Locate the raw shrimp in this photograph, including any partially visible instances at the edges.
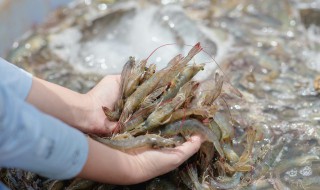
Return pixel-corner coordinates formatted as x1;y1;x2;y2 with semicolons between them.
102;57;135;121
140;86;167;108
92;134;178;150
122;104;156;131
168;105;217;123
162;64;204;101
129;81;198;135
194;72;224;107
157;42;203;87
119;43;203;123
123;59;147;98
161;119;224;158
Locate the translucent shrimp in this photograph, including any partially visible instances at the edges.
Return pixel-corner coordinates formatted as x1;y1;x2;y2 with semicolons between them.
161;119;224;158
124;59;147;98
103;57;135;121
161;64;204;101
92;134;178;150
168;105;217;123
129;81;198;135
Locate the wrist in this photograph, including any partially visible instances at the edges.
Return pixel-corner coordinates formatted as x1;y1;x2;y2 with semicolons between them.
73;93;96;133
78;138;138;185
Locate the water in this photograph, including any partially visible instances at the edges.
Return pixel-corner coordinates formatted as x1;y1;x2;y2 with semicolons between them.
2;0;320;189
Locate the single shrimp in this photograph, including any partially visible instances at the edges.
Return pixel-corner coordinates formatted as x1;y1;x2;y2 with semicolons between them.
123;104;156;131
195;72;224;107
140;86;167;108
179;42;203;67
157;42;202;87
168;105;217;123
214;112;235;142
124;59;147;98
235;128;256;166
121;56;136;97
102;105;121;121
141;63;156;83
102;57;135;121
223;143;240;164
162;64;205;101
230;128;256;173
92;134;178;150
206;119;222;142
161;119;224;158
155;54;185;89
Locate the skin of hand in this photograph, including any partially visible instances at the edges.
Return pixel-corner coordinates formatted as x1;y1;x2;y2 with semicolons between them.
78;135;204;185
26;75;121;134
85;75;121;134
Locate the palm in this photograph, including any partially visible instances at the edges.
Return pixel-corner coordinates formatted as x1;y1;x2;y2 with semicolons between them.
87;75;121;134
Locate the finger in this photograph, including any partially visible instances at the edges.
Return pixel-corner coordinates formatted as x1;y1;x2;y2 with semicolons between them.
103;119;118;134
173;134;203;159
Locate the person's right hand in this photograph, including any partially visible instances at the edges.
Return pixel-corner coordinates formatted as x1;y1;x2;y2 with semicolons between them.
78;134;204;185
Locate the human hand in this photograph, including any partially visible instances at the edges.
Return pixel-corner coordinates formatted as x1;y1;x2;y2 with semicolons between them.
85;75;121;134
78;134;204;185
123;134;204;184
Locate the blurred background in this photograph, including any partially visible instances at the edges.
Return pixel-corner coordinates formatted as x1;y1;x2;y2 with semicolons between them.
0;0;72;56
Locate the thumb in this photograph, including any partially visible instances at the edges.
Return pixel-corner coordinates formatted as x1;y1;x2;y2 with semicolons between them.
173;134;203;160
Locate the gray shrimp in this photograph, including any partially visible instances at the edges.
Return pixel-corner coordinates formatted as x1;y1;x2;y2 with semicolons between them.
92;134;179;150
161;119;224;158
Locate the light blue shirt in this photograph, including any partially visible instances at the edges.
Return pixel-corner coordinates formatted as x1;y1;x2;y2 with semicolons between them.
0;58;88;188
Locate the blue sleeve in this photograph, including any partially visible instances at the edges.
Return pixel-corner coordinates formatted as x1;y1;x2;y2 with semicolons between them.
0;182;9;190
0;57;33;100
0;59;89;180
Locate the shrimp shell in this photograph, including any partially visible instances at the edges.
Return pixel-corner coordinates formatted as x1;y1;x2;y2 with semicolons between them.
129;81;198;135
161;119;224;158
92;134;178;150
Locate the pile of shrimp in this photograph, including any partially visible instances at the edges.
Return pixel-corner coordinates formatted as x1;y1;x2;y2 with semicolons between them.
79;42;258;190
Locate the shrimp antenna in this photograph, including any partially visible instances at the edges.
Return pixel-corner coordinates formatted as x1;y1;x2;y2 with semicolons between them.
146;43;177;61
220;95;234;125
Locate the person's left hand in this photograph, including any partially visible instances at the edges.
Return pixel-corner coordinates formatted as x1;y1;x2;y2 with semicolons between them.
84;75;121;134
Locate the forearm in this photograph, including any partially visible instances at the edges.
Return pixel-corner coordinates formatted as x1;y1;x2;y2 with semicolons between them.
0;87;88;179
78;138;135;185
78;138;168;185
26;77;92;132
